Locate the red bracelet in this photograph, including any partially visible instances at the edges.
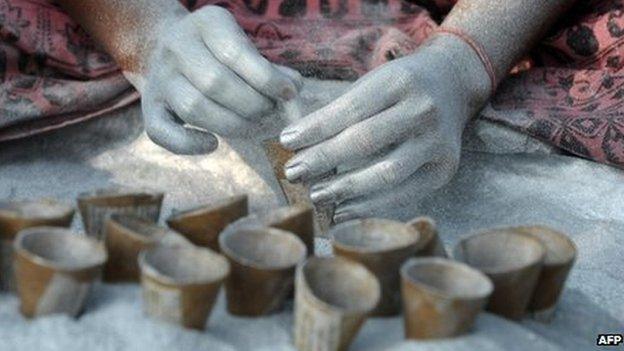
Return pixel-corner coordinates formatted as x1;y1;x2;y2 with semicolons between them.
434;27;497;95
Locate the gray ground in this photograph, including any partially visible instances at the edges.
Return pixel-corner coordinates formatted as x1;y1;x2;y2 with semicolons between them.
0;80;622;351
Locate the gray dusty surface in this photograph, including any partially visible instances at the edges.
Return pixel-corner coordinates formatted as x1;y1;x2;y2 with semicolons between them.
0;80;622;351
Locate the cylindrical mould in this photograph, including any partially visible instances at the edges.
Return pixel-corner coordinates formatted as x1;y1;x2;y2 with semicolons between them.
407;216;447;257
453;229;546;320
13;227;107;318
139;245;229;330
401;257;493;339
0;199;74;291
514;226;577;321
104;214;192;282
294;256;380;351
166;194;248;251
219;227;307;316
77;188;163;240
330;218;420;316
260;204;315;256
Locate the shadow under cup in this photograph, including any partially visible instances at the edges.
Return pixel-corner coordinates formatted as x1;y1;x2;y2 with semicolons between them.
401;257;493;339
453;230;546;320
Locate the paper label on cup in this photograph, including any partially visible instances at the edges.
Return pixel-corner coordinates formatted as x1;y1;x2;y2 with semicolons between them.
295;288;342;351
37;273;89;317
143;279;182;324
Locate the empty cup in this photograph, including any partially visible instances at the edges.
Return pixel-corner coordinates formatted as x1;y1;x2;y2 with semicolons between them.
0;199;74;291
13;227;107;318
453;229;546;320
219;227;307;316
294;256;380;351
166;194;248;251
260;204;315;256
401;257;493;339
514;226;577;321
104;214;192;282
330;218;420;316
139;245;229;329
78;188;163;240
408;216;447;257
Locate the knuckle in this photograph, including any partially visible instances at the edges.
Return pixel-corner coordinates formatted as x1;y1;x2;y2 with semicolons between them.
376;160;402;186
217;44;243;65
197;5;233;21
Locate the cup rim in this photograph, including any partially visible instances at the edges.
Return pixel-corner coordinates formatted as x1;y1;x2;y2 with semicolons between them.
400;257;493;300
108;214;175;244
298;256;381;314
219;227;307;270
13;226;107;271
138;245;230;286
453;228;546;275
166;194;247;222
77;187;164;204
330;218;420;254
0;199;74;221
511;225;577;266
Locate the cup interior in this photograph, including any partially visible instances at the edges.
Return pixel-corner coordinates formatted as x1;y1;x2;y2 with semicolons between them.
0;200;72;220
331;219;419;253
15;227;106;270
111;215;176;241
514;226;576;265
302;257;380;312
401;258;492;300
454;230;545;273
141;246;229;284
219;228;306;269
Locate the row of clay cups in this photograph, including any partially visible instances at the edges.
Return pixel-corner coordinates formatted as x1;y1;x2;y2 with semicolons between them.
453;226;577;321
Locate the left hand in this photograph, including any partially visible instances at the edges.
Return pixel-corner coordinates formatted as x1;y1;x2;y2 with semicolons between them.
279;36;491;222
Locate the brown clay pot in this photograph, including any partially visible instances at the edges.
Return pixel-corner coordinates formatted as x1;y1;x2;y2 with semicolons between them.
453;229;546;320
401;257;493;339
407;216;447;257
330;218;420;316
13;227;107;318
77;188;164;240
139;245;229;330
103;214;192;282
514;225;577;321
294;256;380;351
219;227;307;316
0;199;74;291
166;194;248;251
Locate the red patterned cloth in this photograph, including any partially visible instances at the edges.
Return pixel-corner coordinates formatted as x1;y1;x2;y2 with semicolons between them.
1;0;624;168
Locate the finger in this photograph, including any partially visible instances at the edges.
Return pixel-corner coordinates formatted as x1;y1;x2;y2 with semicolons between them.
283;102;423;181
274;64;304;91
142;98;218;155
195;7;297;101
279;75;400;150
332;162;452;223
309;139;433;204
174;43;272;119
166;76;253;137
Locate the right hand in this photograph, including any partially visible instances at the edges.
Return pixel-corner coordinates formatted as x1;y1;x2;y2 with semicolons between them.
141;6;302;154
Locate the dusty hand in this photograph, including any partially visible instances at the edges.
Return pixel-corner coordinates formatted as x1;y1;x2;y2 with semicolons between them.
280;36;490;222
141;6;302;154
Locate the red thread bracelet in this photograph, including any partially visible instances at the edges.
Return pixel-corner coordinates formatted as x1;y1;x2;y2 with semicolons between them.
435;27;497;95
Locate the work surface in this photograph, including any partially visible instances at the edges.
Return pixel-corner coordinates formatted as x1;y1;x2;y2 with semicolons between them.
0;80;622;351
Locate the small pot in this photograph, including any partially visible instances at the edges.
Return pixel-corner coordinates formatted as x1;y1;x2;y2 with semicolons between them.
219;227;307;316
166;194;248;251
13;227;107;318
294;256;380;351
139;245;229;330
0;199;74;291
330;218;420;316
77;188;163;240
104;214;192;282
401;257;493;339
407;216;447;257
514;226;577;321
453;229;546;320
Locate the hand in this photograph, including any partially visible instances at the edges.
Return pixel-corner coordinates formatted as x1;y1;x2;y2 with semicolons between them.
140;6;302;154
279;36;491;222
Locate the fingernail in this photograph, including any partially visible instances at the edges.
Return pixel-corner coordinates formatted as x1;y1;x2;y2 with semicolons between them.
285;162;306;181
310;188;333;203
280;129;300;147
281;86;296;101
333;211;355;223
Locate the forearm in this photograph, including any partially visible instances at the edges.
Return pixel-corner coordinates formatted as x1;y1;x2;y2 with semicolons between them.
441;0;576;87
57;0;187;84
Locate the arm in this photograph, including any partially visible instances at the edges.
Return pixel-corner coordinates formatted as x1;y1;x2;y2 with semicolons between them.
57;1;301;154
280;0;576;222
